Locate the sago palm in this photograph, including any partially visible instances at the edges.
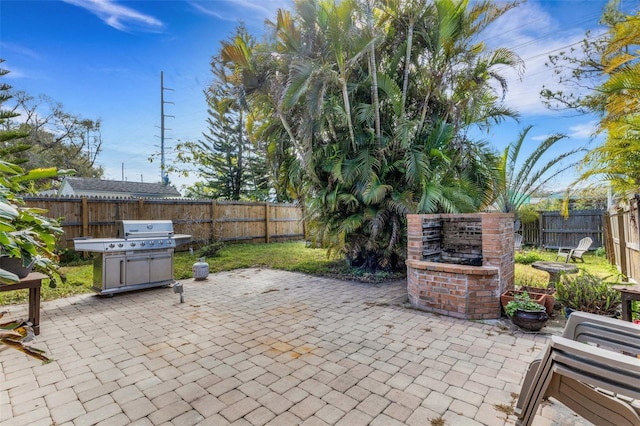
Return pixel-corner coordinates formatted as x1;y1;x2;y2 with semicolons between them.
494;125;583;215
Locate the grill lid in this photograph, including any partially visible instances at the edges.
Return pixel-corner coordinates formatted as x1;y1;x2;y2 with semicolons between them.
118;220;174;239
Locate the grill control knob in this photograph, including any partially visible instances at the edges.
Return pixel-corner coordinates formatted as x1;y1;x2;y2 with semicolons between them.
118;243;123;248
140;242;146;247
109;243;115;248
149;241;155;246
130;242;136;247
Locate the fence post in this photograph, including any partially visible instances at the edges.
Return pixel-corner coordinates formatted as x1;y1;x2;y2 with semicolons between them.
602;212;614;265
617;207;628;279
82;196;89;237
265;202;270;243
538;212;544;249
210;200;217;242
299;202;307;241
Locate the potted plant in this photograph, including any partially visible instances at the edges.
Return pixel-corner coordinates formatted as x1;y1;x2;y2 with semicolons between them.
517;285;556;315
556;270;621;317
501;288;553;315
0;159;73;285
504;291;549;331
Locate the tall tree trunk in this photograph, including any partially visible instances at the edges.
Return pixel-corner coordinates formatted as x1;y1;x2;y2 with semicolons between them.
401;22;414;113
235;110;243;200
366;0;381;145
340;78;356;150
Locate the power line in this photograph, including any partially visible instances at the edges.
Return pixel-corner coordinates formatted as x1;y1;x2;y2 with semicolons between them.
485;12;602;52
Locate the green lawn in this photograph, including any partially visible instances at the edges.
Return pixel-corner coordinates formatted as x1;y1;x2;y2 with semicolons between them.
514;248;622;288
0;241;625;306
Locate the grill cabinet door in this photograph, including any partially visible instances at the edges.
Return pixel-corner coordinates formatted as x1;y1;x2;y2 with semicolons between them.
125;255;151;286
103;255;125;290
150;251;173;283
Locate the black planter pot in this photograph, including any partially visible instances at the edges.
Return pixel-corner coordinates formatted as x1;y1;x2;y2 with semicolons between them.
511;308;549;331
0;256;34;278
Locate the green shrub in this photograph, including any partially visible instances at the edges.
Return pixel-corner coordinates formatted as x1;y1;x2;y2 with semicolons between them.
515;250;543;265
556;270;621;316
198;240;224;257
518;205;539;224
57;248;92;266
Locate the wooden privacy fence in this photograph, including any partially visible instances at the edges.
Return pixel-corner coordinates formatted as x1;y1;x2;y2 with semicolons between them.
23;196;305;250
606;196;640;282
520;209;604;249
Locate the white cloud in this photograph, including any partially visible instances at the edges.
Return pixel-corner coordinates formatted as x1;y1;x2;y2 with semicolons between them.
63;0;164;32
525;121;598;142
0;42;41;60
188;0;293;22
485;1;603;117
568;121;598;139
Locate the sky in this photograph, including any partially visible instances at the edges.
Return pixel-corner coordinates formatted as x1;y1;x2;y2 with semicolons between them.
0;0;637;194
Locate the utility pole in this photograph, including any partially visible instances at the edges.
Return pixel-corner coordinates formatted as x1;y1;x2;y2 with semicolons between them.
160;71;174;185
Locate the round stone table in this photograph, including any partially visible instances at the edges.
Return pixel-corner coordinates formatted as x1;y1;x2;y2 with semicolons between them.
531;261;579;289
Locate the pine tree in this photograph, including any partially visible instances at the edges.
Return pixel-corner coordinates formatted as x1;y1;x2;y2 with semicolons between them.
0;60;30;163
181;27;269;200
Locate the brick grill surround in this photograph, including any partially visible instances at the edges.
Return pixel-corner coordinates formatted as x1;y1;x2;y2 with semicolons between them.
406;213;515;320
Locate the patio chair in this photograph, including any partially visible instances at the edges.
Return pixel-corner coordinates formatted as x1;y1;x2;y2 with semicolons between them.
514;233;523;251
562;311;640;355
517;312;640;412
556;237;592;263
515;312;640;426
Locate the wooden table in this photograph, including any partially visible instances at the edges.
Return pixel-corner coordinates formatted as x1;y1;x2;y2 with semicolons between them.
618;287;640;322
0;272;47;335
531;261;579;289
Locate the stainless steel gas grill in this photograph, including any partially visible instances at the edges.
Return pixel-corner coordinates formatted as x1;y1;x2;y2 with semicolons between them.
74;220;191;296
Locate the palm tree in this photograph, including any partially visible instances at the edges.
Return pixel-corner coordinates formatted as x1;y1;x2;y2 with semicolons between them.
223;0;524;270
493;126;583;216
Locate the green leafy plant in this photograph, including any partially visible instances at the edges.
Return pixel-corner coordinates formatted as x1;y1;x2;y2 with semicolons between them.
518;205;539;225
0;159;73;284
556;270;621;316
0;66;74;285
504;292;546;317
515;250;543;265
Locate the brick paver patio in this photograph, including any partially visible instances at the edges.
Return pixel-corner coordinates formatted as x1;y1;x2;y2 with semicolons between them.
1;269;589;425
